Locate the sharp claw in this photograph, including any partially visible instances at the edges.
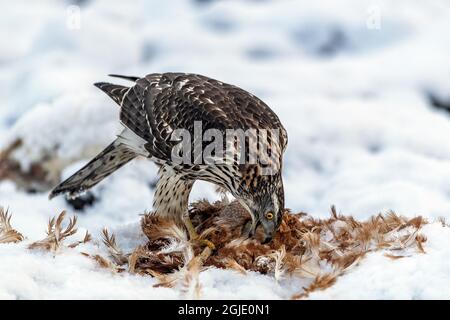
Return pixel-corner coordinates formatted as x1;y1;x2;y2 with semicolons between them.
241;220;253;239
248;220;260;239
183;213;216;250
191;238;216;250
200;239;216;250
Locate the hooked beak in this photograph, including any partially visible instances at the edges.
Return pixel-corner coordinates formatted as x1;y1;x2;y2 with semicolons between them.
261;226;274;244
248;219;260;238
261;236;272;244
247;219;274;244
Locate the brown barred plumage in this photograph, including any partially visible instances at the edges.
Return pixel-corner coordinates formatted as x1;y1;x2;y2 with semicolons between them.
50;73;288;243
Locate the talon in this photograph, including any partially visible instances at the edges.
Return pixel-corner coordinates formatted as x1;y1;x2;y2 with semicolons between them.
182;213;215;250
199;239;216;250
242;220;253;239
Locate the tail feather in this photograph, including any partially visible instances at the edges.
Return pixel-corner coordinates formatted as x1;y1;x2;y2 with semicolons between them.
49;140;136;199
108;74;140;82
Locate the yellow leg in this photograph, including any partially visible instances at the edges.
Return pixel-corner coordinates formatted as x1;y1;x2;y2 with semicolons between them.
183;214;216;250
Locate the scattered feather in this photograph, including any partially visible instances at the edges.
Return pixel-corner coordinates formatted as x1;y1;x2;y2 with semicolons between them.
101;228;129;265
5;198;429;298
131;199;428;297
68;230;92;248
0;207;24;244
28;211;78;252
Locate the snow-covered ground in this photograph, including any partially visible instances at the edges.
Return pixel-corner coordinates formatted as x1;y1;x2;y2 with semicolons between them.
1;0;450;299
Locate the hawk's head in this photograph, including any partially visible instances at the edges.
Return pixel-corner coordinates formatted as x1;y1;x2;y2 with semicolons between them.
237;167;285;244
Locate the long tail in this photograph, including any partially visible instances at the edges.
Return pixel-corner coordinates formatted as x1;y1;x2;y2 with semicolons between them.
49;139;136;199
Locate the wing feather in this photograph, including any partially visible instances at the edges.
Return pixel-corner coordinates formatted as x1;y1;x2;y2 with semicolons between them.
94;82;129;106
118;73;288;163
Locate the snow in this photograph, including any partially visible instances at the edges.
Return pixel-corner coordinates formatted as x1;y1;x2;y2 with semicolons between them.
309;223;450;300
1;0;450;299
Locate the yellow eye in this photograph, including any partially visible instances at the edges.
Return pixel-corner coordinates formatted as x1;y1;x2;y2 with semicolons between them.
265;212;274;220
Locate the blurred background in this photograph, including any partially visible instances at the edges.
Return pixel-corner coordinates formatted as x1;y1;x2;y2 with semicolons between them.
1;0;450;237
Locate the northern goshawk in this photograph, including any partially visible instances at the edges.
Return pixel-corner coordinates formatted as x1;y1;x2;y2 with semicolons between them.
50;73;288;246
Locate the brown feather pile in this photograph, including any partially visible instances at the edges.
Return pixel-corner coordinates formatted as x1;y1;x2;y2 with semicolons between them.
0;200;428;298
28;211;91;252
129;199;427;298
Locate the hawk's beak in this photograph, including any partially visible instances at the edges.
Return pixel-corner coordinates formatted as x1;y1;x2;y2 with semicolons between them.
261;235;272;244
249;219;260;238
261;221;275;244
242;219;273;244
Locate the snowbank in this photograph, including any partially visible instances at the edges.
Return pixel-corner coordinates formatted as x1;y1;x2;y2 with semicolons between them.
1;0;450;299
